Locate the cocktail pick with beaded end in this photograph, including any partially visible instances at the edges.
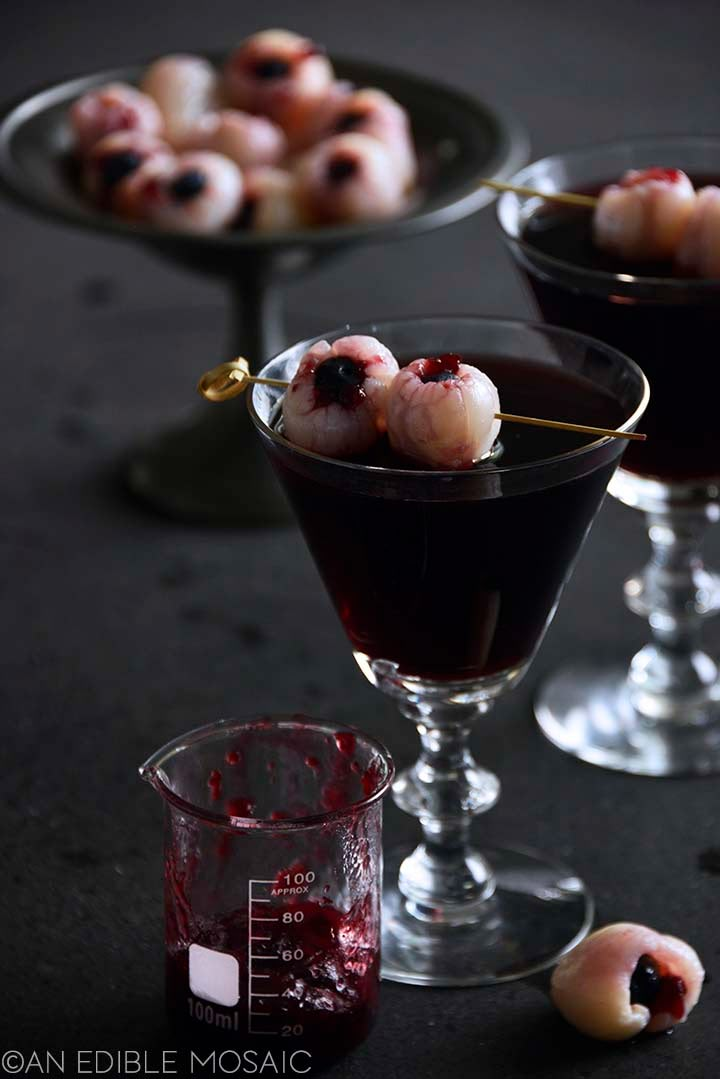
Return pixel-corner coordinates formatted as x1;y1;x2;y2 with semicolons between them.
197;358;646;442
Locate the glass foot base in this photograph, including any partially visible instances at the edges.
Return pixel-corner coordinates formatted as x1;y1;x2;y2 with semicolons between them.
536;664;720;776
126;403;291;526
381;844;593;986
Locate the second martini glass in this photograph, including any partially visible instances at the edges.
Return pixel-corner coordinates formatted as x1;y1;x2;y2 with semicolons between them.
498;138;720;776
248;316;648;985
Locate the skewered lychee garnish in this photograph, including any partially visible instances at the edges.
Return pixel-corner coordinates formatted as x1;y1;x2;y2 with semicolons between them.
330;88;417;190
551;923;704;1041
676;186;720;278
494;170;720;277
180;109;287;169
593;168;696;262
140;55;218;147
240;167;305;232
138;152;244;232
224;30;334;143
282;335;399;457
82;130;173;204
386;354;501;470
70;82;165;153
295;132;406;224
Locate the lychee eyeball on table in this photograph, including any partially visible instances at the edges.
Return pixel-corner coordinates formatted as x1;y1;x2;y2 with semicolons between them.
295;133;407;224
223;29;334;143
70;82;165;153
386;354;501;470
282;335;399;458
551;922;705;1041
140;54;219;148
593;167;696;262
135;151;244;233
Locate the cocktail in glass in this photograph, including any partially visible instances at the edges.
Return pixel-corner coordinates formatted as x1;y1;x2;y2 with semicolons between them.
248;316;648;985
499;137;720;776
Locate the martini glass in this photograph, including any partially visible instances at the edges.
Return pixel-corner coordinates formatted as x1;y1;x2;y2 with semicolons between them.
0;57;526;524
498;137;720;776
247;315;648;985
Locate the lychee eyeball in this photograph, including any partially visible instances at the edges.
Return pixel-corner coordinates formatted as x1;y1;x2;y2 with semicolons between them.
179;109;287;169
282;335;399;458
240;167;306;233
593;167;696;262
295;133;407;225
386;354;501;470
111;155;177;221
70;82;164;154
139;151;244;233
676;186;720;278
224;29;333;141
286;79;355;152
82;130;174;203
330;88;417;190
551;922;705;1041
140;54;219;148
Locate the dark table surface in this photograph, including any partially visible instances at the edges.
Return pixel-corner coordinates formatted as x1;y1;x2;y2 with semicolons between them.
2;1;720;1076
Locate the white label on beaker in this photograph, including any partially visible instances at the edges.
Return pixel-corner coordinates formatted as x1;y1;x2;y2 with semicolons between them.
188;944;240;1007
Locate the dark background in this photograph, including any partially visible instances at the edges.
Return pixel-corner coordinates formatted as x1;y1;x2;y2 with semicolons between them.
1;1;720;1076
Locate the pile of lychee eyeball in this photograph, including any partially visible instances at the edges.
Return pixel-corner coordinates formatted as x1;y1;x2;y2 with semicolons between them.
69;29;418;234
281;335;501;469
594;167;720;276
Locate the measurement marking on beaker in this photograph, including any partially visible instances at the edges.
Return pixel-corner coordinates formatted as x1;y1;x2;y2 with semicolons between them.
248;877;284;1036
247;880;253;1034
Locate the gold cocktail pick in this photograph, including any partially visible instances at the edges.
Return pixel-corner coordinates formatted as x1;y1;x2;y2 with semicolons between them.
477;178;599;209
197;359;646;442
197;359;288;401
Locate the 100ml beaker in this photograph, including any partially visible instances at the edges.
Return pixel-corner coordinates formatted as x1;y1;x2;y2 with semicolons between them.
140;715;394;1057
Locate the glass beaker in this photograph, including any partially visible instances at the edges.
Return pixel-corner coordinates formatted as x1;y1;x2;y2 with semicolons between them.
140;715;394;1058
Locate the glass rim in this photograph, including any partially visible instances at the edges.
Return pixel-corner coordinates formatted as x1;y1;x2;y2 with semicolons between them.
247;314;650;477
496;133;720;290
139;714;395;831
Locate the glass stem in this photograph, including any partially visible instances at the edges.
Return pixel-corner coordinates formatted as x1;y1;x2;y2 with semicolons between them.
229;274;285;368
625;504;720;721
392;700;500;925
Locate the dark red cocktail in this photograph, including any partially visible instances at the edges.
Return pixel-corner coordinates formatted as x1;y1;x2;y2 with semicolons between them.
248;318;647;988
499;142;720;780
271;356;624;681
518;188;720;481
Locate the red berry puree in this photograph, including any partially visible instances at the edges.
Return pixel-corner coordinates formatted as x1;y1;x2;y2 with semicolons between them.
163;725;382;1058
